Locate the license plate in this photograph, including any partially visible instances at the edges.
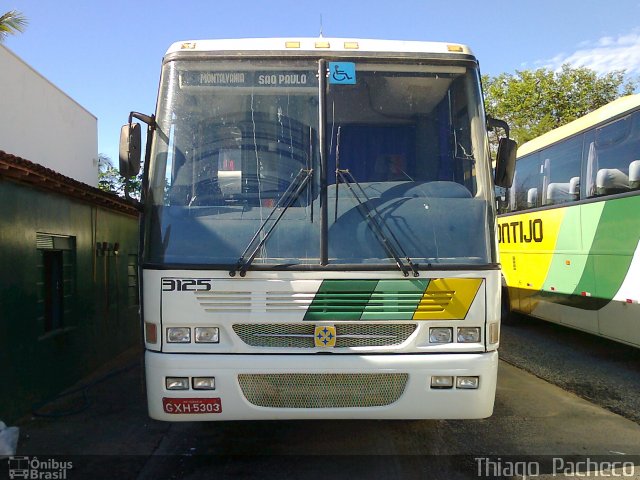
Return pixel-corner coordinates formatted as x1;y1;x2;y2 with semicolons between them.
162;397;222;414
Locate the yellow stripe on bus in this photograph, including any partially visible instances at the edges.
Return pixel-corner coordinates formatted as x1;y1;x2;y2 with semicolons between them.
413;278;482;320
498;208;566;291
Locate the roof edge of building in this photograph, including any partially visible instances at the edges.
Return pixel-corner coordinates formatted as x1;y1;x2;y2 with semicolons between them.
0;150;140;217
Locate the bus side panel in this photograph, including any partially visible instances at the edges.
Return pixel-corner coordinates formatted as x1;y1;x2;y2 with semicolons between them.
592;195;640;345
533;204;598;333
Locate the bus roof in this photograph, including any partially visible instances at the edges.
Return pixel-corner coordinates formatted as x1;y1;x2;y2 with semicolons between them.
517;94;640;158
165;38;474;57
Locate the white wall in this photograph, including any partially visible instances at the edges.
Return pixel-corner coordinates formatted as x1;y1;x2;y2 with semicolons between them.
0;45;98;186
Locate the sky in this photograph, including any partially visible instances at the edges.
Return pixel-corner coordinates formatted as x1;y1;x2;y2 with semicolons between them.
3;0;640;165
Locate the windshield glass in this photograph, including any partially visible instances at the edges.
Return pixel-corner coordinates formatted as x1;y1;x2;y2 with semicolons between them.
146;59;321;265
145;58;493;267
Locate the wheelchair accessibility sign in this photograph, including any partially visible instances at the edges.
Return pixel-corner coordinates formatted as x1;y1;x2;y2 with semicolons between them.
329;62;356;84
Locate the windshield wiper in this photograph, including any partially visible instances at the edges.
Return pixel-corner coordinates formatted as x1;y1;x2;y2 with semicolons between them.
336;169;419;277
231;168;313;277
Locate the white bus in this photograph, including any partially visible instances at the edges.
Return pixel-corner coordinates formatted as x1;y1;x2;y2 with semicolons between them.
120;38;515;420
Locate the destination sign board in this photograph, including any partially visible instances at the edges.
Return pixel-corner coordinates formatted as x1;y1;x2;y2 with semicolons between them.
181;70;318;88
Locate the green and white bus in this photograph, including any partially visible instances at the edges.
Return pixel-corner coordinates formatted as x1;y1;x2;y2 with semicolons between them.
499;94;640;348
120;38;515;421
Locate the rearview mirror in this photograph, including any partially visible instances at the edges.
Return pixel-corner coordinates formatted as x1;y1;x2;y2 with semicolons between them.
494;137;517;188
119;123;141;178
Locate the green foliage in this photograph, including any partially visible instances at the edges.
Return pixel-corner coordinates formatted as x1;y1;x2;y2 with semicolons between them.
483;65;637;147
98;154;142;201
0;10;27;42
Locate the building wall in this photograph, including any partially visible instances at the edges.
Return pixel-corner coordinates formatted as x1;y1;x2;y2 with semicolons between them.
0;45;98;186
0;179;140;422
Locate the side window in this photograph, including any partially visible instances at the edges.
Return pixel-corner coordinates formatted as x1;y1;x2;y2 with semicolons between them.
540;134;583;206
508;152;541;211
586;111;640;197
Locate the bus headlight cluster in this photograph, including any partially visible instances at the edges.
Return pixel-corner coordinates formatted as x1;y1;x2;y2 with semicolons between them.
195;327;219;343
429;327;452;344
429;327;481;343
166;327;219;343
430;376;479;389
165;377;189;390
457;327;481;343
167;327;191;343
165;376;216;390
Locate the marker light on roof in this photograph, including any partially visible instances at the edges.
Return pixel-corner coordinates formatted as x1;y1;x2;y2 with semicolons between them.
315;41;330;48
344;41;359;49
285;41;301;48
447;44;463;52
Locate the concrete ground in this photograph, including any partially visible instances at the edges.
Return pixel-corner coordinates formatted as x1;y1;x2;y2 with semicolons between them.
3;346;640;479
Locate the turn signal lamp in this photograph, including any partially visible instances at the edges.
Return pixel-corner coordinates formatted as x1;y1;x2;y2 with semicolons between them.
145;322;157;344
489;323;500;344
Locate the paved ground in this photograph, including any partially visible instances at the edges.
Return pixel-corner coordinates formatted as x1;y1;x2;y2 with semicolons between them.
3;336;640;479
500;314;640;424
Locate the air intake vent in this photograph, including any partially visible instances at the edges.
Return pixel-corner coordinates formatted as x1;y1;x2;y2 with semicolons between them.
196;291;314;313
232;323;417;348
238;373;409;408
36;233;74;251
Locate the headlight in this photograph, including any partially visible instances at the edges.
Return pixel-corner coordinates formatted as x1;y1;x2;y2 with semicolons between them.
167;327;191;343
456;376;480;389
192;377;216;390
195;327;219;343
165;377;189;390
430;376;454;389
457;327;481;343
429;327;453;344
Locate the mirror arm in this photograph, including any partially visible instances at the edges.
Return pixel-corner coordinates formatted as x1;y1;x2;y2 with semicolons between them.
128;112;156;130
486;116;510;139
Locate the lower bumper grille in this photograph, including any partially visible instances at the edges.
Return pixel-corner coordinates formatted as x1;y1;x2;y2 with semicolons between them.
237;373;409;408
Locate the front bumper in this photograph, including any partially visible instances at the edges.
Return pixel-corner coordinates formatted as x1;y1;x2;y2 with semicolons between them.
145;350;498;421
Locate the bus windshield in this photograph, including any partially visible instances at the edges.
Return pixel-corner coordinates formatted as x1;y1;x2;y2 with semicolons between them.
145;58;493;268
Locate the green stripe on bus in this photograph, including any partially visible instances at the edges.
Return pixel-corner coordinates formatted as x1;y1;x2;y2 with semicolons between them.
575;196;640;303
304;280;377;320
304;279;430;321
361;279;429;320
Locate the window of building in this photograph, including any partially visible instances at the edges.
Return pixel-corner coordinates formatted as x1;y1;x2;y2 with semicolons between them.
127;254;139;306
36;233;76;333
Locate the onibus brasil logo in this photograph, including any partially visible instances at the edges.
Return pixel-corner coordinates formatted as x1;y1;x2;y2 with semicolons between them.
8;456;72;479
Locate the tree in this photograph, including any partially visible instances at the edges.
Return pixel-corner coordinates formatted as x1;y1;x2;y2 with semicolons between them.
98;154;142;201
483;65;637;148
0;10;27;42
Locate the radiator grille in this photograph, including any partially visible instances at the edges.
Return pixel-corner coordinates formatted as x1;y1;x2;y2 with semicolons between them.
232;323;417;348
238;373;409;408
